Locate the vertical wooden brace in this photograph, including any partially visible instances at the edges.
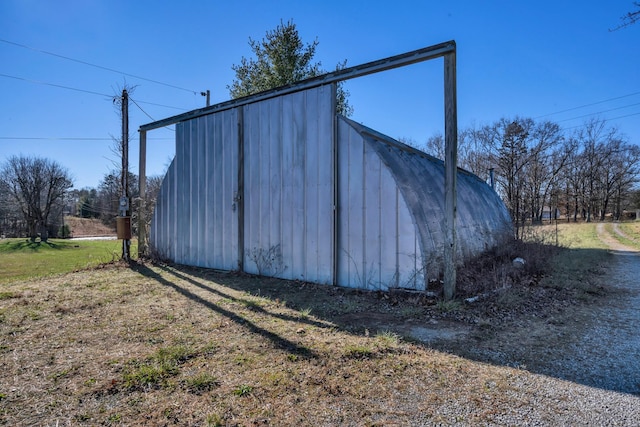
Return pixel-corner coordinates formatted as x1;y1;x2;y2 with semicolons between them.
443;49;458;300
138;130;147;256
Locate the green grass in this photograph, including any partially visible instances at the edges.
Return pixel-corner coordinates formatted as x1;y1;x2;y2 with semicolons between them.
232;384;254;397
123;345;198;390
610;222;640;250
0;238;137;284
556;222;608;249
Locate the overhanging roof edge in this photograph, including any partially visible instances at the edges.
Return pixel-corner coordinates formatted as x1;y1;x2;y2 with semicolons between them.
140;40;456;132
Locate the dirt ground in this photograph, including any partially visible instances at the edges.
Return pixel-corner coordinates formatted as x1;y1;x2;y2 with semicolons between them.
426;222;640;395
64;217;116;237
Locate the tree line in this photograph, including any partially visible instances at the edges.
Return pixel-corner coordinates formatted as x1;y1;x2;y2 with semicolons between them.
418;116;640;238
0;158;162;241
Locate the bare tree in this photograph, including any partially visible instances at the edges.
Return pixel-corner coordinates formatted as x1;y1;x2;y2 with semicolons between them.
475;117;534;238
611;2;640;30
0;155;73;242
574;119;621;222
521;120;569;223
599;139;640;220
457;125;494;179
421;126;493;180
134;174;164;241
0;178;23;237
95;170;138;225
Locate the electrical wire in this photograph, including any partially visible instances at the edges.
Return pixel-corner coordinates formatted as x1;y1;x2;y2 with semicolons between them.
0;136;111;141
555;102;640;123
0;72;112;98
132;99;186;111
0;136;174;141
0;37;199;94
535;90;640;119
0;72;189;111
560;111;640;131
130;97;157;121
130;97;176;131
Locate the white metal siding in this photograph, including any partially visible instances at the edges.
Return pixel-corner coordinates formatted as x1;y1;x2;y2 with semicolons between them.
337;118;424;291
242;86;334;284
150;108;240;270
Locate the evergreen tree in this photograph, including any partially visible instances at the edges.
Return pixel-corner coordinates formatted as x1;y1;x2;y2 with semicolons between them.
228;20;353;116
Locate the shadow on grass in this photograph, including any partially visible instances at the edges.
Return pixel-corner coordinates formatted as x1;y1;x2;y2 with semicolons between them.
132;247;640;396
0;239;75;252
131;263;318;360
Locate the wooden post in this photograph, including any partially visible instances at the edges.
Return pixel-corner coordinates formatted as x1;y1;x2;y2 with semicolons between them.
138;129;147;257
121;89;131;261
443;48;458;300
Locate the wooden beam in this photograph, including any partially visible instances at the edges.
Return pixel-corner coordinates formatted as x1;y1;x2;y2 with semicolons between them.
138;129;147;257
140;41;456;132
443;50;458;300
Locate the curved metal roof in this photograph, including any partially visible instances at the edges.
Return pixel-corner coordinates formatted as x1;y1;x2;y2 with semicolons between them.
341;117;513;266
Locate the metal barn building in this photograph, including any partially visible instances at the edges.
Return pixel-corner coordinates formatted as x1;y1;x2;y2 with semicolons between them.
140;42;512;292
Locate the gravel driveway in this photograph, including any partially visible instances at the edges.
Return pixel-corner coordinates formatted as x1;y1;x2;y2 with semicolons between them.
428;223;640;425
555;223;640;394
545;233;640;394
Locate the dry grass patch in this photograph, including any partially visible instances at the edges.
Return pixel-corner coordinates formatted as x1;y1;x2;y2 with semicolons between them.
0;260;602;426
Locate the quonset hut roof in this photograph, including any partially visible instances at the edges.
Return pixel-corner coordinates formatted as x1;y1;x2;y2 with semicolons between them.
340;117;512;267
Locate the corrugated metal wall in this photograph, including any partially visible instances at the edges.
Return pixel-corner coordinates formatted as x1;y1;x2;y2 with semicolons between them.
150;108;240;270
342;117;512;284
337;118;424;291
242;86;334;284
151;86;335;283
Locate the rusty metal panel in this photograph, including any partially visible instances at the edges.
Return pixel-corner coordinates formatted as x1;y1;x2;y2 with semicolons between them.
242;86;334;284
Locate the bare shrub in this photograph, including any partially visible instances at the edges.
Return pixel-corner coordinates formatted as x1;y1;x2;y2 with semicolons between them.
456;237;559;298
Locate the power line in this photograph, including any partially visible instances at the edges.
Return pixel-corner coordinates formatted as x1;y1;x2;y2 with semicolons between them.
0;72;188;110
0;136;110;140
555;102;640;123
535;90;640;119
132;99;186;111
561;111;640;131
0;37;199;94
130;97;156;121
0;136;174;141
0;72;111;97
130;97;176;131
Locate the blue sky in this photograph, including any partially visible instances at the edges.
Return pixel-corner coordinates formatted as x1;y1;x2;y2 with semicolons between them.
1;1;638;189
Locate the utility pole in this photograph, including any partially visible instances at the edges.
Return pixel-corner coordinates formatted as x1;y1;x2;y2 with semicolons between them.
201;90;210;107
118;88;131;261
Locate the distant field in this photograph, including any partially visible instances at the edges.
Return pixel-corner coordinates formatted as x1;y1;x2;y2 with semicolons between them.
529;221;640;251
0;238;137;284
